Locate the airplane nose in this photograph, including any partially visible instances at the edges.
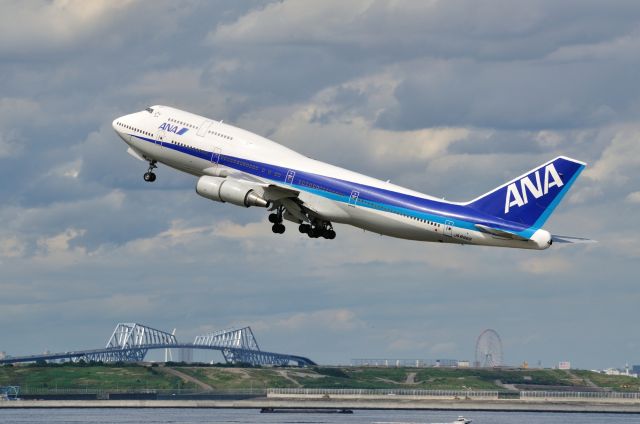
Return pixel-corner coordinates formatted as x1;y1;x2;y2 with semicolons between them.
112;116;124;133
112;116;129;143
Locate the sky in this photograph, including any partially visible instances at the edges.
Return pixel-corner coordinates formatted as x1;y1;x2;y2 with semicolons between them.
0;0;639;369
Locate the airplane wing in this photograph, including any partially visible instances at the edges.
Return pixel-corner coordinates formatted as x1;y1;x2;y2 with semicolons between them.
262;184;300;201
262;184;312;223
203;167;299;197
204;168;346;226
208;169;312;223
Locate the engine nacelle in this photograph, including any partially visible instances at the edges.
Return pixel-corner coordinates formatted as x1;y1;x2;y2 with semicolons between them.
196;176;269;208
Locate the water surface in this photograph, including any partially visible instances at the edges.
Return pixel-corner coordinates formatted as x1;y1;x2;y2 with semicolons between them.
1;408;638;424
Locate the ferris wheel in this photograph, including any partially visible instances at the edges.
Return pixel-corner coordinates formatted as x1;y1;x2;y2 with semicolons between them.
475;329;503;367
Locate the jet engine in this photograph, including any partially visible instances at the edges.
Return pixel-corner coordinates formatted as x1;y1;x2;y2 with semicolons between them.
196;176;269;208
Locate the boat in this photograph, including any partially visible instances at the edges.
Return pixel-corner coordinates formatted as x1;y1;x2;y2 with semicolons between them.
372;417;472;424
260;407;353;414
374;418;472;424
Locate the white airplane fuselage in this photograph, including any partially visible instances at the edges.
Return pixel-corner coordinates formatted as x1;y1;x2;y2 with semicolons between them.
113;105;586;250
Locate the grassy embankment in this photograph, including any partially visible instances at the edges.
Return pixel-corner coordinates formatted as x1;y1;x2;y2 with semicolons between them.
572;369;640;392
2;364;639;392
0;363;191;391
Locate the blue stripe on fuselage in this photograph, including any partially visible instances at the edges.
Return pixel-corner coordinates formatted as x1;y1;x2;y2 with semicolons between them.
131;134;536;235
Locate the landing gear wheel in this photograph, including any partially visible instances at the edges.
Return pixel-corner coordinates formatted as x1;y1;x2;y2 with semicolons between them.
304;220;335;239
268;213;279;224
272;223;285;234
144;161;158;182
299;224;311;234
308;227;323;238
323;229;336;240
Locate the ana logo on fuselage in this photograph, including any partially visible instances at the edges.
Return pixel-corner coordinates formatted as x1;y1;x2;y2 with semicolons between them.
504;163;564;214
158;122;188;135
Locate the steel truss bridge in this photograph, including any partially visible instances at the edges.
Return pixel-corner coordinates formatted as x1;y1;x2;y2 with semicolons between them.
0;323;315;367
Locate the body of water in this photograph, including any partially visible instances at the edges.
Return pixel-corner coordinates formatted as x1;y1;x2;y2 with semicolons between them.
0;408;638;424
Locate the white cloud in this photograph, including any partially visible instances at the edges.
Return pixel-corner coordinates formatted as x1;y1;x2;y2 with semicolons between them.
125;67;204;99
0;130;22;158
584;124;640;184
534;130;565;149
37;228;85;254
373;126;471;163
0;236;25;259
48;159;83;179
626;191;640;203
210;0;640;63
602;235;640;259
259;72;472;177
546;28;640;62
429;342;457;355
210;1;372;45
268;309;364;332
275;113;470;166
387;336;431;353
0;293;157;323
0;97;41;124
382;329;457;356
518;256;572;275
0;0;135;54
33;227;88;267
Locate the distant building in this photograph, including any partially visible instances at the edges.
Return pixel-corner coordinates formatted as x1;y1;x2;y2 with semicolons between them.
351;358;461;368
602;366;638;378
0;352;6;360
179;348;193;363
633;365;640;375
558;361;571;370
457;360;470;368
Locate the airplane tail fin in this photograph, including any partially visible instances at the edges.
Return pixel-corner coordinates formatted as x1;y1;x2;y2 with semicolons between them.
466;156;586;229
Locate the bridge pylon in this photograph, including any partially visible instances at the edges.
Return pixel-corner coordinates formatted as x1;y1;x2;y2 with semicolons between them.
193;327;313;366
80;323;177;363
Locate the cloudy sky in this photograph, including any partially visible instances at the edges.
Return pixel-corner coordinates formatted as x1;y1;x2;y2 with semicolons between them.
1;0;639;369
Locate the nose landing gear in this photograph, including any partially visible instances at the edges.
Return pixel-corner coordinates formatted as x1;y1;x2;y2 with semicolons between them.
143;161;157;182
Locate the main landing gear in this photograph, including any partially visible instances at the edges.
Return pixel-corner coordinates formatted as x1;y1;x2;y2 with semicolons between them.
267;205;336;240
298;221;336;240
143;161;157;182
268;206;286;234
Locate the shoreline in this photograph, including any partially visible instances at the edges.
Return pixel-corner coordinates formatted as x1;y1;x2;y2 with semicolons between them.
2;399;640;413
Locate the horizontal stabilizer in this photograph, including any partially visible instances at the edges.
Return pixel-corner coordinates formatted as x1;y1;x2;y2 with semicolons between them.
475;224;529;241
552;235;596;244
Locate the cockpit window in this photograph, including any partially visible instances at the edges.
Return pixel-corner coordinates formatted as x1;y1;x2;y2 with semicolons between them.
145;107;154;113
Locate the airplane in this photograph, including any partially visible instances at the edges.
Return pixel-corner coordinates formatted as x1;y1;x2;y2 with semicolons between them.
112;105;589;250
